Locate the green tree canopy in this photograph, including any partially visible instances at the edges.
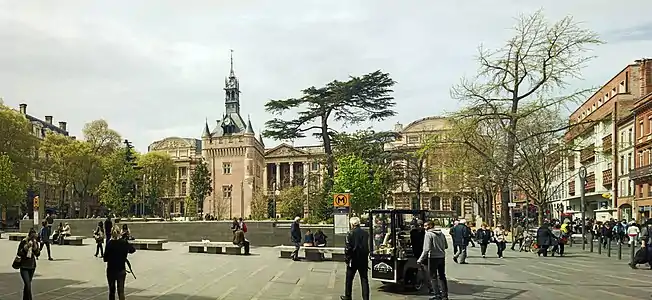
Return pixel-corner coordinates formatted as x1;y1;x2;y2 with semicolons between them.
263;71;397;190
0;104;38;184
184;195;197;218
332;154;383;215
138;151;176;215
0;154;27;207
277;186;305;219
98;150;138;216
189;160;212;213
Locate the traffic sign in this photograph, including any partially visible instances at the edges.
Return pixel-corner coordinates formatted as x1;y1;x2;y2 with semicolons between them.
33;196;39;209
333;193;351;207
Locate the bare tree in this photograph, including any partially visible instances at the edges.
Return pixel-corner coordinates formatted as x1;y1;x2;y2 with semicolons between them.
451;10;602;227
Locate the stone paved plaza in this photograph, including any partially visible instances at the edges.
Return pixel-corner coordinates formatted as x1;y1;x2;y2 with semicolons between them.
0;237;650;300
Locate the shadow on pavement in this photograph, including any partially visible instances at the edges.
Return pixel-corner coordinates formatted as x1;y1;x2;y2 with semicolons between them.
0;272;235;300
378;280;528;299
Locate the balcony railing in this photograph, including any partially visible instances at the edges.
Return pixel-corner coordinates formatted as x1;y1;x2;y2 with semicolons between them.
585;173;595;192
602;134;612;152
568;180;575;196
602;169;612;186
580;146;595;163
630;164;652;181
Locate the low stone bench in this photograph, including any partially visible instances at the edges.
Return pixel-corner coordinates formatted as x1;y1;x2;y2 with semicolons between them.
130;239;168;250
186;242;244;255
275;245;346;262
62;236;85;246
7;233;27;241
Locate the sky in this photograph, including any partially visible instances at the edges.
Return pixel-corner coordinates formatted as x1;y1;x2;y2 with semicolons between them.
1;1;652;152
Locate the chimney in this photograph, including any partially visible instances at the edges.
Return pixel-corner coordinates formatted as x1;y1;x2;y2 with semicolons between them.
45;116;53;124
58;121;67;131
394;122;403;132
19;103;26;114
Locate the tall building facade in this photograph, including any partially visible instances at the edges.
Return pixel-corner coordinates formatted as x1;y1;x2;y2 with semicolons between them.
147;137;202;217
552;59;652;222
630;59;652;219
201;55;266;219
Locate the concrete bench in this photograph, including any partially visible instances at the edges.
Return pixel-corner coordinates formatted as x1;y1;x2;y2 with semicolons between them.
7;233;27;241
186;242;244;255
275;246;346;262
62;236;85;245
130;239;168;251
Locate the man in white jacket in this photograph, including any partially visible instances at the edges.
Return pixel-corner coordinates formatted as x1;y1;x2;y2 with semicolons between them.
417;221;449;300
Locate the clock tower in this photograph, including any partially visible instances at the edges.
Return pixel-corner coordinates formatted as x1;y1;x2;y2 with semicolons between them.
201;51;265;220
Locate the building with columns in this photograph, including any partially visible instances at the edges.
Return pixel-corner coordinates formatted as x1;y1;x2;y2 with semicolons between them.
147;137;202;216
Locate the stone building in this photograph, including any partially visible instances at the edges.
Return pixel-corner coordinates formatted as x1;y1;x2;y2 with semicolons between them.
201;55;266;219
147;137;202;216
385;116;475;219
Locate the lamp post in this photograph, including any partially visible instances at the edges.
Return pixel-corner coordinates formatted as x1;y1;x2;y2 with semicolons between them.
579;166;587;250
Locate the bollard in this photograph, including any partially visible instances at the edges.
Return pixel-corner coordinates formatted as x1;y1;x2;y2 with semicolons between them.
598;236;602;255
590;234;594;252
607;238;611;257
618;242;622;260
569;235;573;247
630;240;637;264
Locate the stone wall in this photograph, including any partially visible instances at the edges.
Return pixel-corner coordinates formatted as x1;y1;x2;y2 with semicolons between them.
20;219;354;247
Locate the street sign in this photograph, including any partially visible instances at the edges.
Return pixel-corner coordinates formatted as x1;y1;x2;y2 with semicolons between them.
578;166;587;180
333;193;351;207
508;203;517;207
33;196;39;209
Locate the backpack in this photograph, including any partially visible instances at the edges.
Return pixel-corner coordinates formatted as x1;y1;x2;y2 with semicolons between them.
242;223;247;233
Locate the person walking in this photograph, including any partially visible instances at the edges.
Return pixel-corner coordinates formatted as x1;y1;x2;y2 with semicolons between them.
627;221;640;247
93;221;105;258
38;221;53;261
104;215;113;245
511;223;524;251
536;223;554;257
410;220;426;259
451;219;471;264
493;224;507;258
475;223;492;258
104;225;136;300
340;217;370;300
16;228;41;300
290;216;302;261
418;220;449;300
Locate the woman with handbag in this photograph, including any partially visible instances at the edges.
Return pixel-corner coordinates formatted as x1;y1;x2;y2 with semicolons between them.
13;227;41;300
93;221;104;258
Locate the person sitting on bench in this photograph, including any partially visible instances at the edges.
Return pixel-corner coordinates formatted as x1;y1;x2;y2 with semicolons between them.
314;229;328;247
303;229;315;247
58;222;71;245
233;229;250;255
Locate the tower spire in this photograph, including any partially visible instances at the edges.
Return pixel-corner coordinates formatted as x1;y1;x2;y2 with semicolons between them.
229;49;235;77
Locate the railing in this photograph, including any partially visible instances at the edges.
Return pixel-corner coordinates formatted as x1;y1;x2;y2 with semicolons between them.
602;169;612;186
630;164;652;180
569;181;575;196
602;134;612;152
585;173;595;192
580;146;595;162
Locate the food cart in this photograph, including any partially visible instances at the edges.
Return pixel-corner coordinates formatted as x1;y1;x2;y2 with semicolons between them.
369;209;432;291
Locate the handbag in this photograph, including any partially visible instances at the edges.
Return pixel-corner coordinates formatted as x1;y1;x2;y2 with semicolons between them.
12;256;21;270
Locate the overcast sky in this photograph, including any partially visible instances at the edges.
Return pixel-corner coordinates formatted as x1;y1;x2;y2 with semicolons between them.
1;1;651;152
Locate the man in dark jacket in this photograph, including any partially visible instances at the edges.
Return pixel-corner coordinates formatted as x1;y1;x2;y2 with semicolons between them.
536;223;554;257
451;219;471;264
104;215;113;245
290;216;302;261
104;225;136;300
410;220;426;258
341;216;370;300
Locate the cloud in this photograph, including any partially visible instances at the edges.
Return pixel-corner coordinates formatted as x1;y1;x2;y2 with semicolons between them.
0;0;651;151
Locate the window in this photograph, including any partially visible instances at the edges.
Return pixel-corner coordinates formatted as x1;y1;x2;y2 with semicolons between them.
628;153;633;171
620;156;625;175
223;162;232;174
641;122;645;138
222;185;232;198
180;182;187;196
311;162;319;171
179;167;187;178
619;81;626;93
598;99;602;106
630;180;635;196
649;117;652;134
628;129;633;145
408;135;419;143
612;88;616;97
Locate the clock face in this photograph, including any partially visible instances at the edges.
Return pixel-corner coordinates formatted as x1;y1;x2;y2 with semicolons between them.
223;118;231;125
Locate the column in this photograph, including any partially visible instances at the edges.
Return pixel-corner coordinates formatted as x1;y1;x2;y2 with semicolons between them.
263;164;268;192
275;163;281;190
289;162;294;186
303;162;309;186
